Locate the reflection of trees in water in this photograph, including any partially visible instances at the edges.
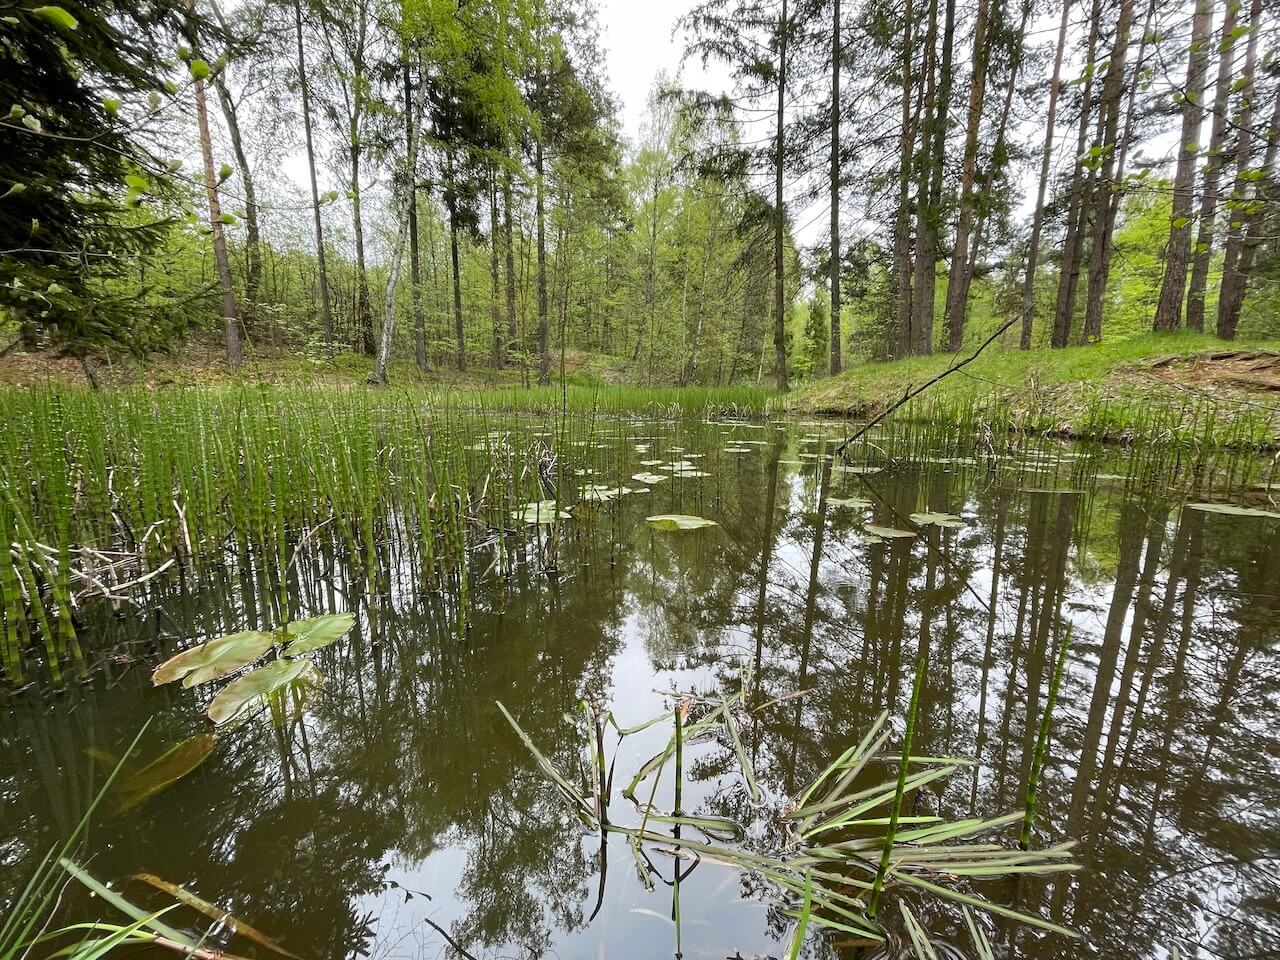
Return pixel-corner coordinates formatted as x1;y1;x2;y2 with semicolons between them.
2;428;1279;960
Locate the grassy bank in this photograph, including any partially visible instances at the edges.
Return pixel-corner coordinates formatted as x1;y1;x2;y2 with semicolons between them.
789;333;1280;449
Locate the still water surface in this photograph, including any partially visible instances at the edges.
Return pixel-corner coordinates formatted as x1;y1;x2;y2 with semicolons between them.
2;420;1277;960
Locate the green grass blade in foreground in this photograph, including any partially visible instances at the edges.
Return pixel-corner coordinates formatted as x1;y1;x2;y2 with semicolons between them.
785;871;812;960
496;700;595;820
0;722;151;959
868;655;925;917
1022;626;1072;849
58;860;196;948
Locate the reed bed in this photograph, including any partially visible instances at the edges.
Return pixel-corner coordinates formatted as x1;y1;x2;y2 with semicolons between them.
0;381;1267;683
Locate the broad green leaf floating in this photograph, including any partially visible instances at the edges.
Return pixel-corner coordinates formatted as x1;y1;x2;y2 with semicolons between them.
151;630;274;687
865;524;917;539
647;514;718;531
206;659;320;726
834;464;882;475
116;733;217;812
514;500;570;524
282;612;355;656
910;512;965;528
1186;502;1280;520
32;5;78;29
828;496;872;508
632;472;667;484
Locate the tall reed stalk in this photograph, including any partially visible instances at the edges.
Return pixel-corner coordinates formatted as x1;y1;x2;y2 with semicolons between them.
1021;626;1072;850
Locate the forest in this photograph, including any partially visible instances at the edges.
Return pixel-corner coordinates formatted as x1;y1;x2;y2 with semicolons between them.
3;0;1279;390
3;2;1280;960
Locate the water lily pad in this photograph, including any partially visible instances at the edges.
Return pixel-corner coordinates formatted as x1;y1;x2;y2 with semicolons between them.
632;472;667;484
647;514;718;531
834;464;882;475
206;659;320;726
828;496;872;508
1186;502;1280;520
639;459;665;466
865;524;916;539
910;512;965;528
117;734;217;812
282;613;355;656
515;500;571;524
152;630;274;688
723;446;753;453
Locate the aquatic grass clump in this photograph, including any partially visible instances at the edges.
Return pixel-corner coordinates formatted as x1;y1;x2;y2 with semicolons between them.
497;674;1080;952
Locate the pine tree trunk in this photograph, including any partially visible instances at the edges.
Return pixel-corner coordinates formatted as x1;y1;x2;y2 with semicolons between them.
193;62;241;370
1189;0;1249;333
401;63;424;374
1218;72;1280;338
293;0;333;359
351;111;374;354
503;174;517;359
448;189;466;372
1080;0;1140;344
1050;0;1101;348
828;0;842;375
1153;0;1212;331
943;0;990;351
909;0;953;356
892;0;915;358
535;137;549;385
1020;0;1070;349
489;170;502;369
773;0;790;391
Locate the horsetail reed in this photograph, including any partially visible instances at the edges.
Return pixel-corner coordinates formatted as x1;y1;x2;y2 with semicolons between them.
1021;626;1073;850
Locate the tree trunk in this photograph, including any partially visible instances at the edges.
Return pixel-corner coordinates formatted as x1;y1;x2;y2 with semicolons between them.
402;63;425;374
351;110;374;354
828;0;842;375
448;194;466;372
943;0;990;351
535;137;549;385
1152;0;1212;331
503;173;518;358
1185;0;1240;333
1217;0;1263;339
1079;0;1141;344
213;79;260;331
1050;0;1101;348
1019;0;1070;349
1218;74;1280;339
293;0;333;359
909;0;954;356
372;216;410;384
193;61;241;370
489;170;502;369
773;0;790;391
892;0;915;357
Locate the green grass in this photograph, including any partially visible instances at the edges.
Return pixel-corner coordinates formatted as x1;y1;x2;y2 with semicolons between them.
791;332;1280;448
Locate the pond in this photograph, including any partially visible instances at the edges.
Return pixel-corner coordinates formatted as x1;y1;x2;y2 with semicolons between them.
2;415;1277;960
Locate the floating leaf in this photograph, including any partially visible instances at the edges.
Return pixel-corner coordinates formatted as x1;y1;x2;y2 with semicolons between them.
514;500;570;524
647;514;718;531
152;630;274;687
632;472;667;484
639;459;664;466
828;497;872;508
117;734;216;812
910;512;965;528
206;660;319;726
32;5;78;29
834;464;882;475
865;524;916;539
1186;502;1280;520
723;446;753;453
282;613;355;656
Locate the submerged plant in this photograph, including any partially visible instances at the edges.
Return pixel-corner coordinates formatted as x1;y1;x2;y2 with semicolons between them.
497;673;1080;954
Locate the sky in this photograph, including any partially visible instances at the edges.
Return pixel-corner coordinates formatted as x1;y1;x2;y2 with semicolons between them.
596;0;728;144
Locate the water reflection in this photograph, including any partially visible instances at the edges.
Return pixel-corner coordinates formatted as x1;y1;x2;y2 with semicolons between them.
2;424;1277;960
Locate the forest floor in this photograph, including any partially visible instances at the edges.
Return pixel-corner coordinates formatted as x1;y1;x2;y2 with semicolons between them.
3;333;1279;440
788;332;1280;423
